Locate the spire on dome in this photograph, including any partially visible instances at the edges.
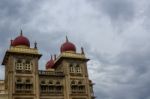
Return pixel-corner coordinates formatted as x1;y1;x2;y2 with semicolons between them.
11;30;30;47
66;36;69;42
51;55;53;60
60;36;76;53
46;55;55;69
20;30;23;36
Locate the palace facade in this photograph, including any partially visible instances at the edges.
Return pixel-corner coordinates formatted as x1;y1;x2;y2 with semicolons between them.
0;31;95;99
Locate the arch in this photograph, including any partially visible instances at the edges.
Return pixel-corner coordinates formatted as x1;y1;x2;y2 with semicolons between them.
69;63;74;72
76;64;81;73
48;80;53;85
78;81;82;84
56;81;60;85
71;80;76;85
41;80;46;84
26;79;31;83
17;59;22;63
16;78;22;83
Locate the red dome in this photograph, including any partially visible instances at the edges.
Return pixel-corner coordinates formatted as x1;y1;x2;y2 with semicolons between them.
12;32;30;47
46;56;54;69
60;37;76;53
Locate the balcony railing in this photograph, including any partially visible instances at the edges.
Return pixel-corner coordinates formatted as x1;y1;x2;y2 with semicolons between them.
40;90;63;95
15;88;33;94
39;70;65;77
72;90;86;93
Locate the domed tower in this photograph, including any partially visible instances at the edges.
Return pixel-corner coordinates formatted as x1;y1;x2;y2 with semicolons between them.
53;36;92;99
60;36;76;53
2;30;41;99
46;55;54;70
11;30;30;47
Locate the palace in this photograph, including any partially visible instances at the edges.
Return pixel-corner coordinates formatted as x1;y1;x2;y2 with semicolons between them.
0;31;95;99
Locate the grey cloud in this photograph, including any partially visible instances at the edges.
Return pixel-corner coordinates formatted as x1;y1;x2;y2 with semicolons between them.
101;0;135;21
88;43;150;99
88;0;135;32
89;0;135;21
0;0;150;99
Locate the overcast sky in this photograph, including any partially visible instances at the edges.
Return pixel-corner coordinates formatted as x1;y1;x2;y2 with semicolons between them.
0;0;150;99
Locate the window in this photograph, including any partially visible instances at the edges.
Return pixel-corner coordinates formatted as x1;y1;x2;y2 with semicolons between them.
76;64;81;73
56;81;60;85
25;64;31;70
48;86;54;92
25;60;32;70
15;78;33;93
79;86;85;93
56;86;62;92
69;63;82;73
41;86;47;92
15;59;32;73
16;84;23;90
71;80;76;85
70;64;74;72
17;60;22;63
16;79;22;83
48;81;53;85
41;80;46;85
78;81;82;85
26;79;31;83
26;60;30;64
15;60;23;70
26;84;32;90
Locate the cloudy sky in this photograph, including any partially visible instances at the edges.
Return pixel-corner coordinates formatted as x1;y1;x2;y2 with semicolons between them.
0;0;150;99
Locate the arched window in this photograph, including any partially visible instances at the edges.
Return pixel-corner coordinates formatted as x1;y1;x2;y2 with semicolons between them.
41;80;46;85
71;80;76;85
26;60;30;64
78;81;82;85
69;64;74;72
79;86;85;92
48;81;53;85
16;78;22;83
76;64;81;73
26;79;31;83
56;81;60;85
17;60;22;63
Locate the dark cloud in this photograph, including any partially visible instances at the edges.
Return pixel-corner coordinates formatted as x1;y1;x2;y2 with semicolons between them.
102;0;135;21
88;36;150;99
0;0;150;99
88;0;136;33
89;0;135;22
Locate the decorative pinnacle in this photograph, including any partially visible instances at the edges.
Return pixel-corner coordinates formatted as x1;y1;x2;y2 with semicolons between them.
34;41;37;49
54;54;57;60
20;30;23;36
51;55;53;60
10;39;13;46
66;36;69;42
81;47;85;54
